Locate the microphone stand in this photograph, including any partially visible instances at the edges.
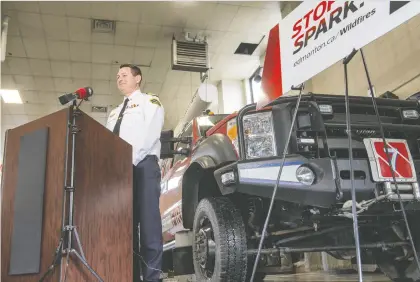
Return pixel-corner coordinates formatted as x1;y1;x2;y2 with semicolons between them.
39;100;104;282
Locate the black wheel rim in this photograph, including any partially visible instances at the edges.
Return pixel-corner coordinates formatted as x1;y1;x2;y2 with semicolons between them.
195;216;216;278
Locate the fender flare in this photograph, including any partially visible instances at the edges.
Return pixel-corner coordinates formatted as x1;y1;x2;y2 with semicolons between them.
181;134;237;228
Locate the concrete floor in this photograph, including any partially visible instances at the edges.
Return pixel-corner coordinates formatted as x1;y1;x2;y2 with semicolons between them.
264;272;390;281
165;272;391;281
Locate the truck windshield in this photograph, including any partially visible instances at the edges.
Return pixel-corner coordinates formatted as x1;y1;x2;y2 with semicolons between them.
197;114;228;136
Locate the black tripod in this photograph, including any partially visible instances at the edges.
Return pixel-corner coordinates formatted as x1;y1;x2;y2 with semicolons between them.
39;102;104;282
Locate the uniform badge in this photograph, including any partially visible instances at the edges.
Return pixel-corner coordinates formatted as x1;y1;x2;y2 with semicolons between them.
150;98;161;107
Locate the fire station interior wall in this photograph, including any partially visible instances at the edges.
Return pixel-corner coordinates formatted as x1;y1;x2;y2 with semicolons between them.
243;77;253;105
0;101;3;162
221;80;246;113
208;82;223;114
209;79;247;114
0;101;2;187
306;14;420;99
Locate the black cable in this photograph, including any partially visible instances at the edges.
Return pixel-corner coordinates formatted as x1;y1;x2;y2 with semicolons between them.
360;48;420;273
249;84;305;281
133;250;164;276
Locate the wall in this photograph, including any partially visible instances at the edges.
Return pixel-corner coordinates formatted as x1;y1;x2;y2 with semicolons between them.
243;78;252;104
209;81;224;114
220;80;246;113
209;79;247;114
0;100;2;160
0;100;3;187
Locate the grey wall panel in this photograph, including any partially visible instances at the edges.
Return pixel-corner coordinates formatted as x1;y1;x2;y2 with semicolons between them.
9;127;49;275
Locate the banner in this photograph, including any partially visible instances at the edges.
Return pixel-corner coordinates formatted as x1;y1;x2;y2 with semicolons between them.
258;0;420;109
283;0;420;93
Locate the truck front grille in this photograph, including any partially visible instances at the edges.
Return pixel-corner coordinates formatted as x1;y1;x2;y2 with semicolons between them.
296;126;420;160
292;102;420;160
270;94;420;161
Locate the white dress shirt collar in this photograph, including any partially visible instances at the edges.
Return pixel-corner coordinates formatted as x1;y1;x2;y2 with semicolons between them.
125;89;141;101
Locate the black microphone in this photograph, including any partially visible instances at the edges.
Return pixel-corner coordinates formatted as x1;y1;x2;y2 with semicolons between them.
58;87;93;105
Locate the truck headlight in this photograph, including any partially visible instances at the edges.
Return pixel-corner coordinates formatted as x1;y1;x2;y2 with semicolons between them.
243;111;276;159
296;165;315;185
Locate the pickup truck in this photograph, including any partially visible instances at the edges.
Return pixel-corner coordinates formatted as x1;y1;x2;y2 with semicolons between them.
159;93;420;282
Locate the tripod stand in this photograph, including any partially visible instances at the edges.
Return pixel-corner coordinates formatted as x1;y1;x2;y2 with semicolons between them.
39;101;104;282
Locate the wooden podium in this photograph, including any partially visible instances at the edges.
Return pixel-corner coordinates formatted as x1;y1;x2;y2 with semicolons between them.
1;106;133;282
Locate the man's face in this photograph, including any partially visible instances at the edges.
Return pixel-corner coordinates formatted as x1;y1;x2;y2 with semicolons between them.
117;67;141;95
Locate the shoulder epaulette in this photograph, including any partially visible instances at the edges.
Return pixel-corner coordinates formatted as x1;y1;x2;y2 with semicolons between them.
147;92;158;97
149;97;162;107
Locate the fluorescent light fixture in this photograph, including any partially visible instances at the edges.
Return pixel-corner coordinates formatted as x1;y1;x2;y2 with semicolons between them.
0;89;23;104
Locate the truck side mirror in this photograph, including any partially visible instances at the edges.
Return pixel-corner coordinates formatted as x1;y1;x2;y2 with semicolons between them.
160;130;192;159
160;130;175;159
178;147;190;156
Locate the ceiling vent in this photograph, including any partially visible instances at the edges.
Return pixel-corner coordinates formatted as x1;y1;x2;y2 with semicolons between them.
91;106;108;113
171;36;209;73
234;42;259;56
92;19;116;33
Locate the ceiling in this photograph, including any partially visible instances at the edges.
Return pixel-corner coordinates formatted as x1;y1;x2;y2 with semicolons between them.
0;1;281;134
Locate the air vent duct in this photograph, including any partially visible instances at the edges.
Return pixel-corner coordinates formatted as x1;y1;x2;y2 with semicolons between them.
92;19;116;33
91;106;107;113
171;38;209;73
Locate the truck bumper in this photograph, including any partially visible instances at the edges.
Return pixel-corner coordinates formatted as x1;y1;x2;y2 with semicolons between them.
214;156;420;208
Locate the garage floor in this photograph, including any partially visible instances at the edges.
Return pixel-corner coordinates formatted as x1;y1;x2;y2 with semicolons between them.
264;272;390;281
165;272;391;281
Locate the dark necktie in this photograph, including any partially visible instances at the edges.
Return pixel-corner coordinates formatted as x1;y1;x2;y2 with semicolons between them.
113;98;129;135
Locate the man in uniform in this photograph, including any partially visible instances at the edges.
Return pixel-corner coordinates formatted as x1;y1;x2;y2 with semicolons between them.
106;64;164;282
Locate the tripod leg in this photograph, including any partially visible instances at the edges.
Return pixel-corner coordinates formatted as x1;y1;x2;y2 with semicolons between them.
62;237;72;282
71;249;104;282
343;48;363;282
73;227;86;260
38;238;64;282
138;222;143;281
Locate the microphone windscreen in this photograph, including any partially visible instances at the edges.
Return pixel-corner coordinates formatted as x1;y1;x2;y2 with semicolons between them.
86;87;93;97
76;88;88;99
59;93;76;105
76;87;93;99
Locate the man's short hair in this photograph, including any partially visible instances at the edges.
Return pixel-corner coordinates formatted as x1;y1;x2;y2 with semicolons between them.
120;64;142;79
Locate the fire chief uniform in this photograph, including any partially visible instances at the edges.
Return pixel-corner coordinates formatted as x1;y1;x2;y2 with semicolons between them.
106;89;164;282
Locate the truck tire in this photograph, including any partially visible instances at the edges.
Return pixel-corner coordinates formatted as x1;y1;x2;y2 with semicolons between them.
192;197;248;281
